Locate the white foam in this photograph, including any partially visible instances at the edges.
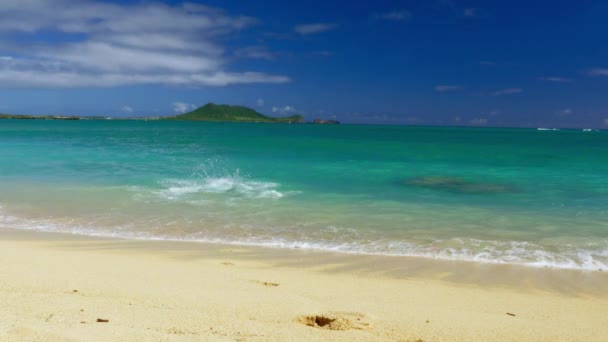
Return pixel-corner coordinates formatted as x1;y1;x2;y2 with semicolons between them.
1;204;606;272
150;176;284;201
133;159;289;201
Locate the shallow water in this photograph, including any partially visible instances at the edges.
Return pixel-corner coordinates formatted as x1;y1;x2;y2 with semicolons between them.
1;120;607;270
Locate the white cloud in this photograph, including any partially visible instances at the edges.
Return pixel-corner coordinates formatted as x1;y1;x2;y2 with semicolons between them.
539;76;572;82
373;10;411;21
272;105;296;114
47;41;220;72
588;68;608;76
256;98;264;107
493;88;522;96
469;118;488;125
294;23;337;35
434;85;462;92
0;1;289;88
173;102;196;113
193;72;289;86
559;108;573;116
604;118;608;126
0;1;255;35
234;46;275;60
0;65;289;87
121;105;134;113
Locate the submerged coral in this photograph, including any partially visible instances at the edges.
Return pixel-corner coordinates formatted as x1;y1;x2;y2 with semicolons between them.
404;176;514;194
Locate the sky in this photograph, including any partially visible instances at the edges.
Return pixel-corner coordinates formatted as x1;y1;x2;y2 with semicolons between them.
0;0;607;127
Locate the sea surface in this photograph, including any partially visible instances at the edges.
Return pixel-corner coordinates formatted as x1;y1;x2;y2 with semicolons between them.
1;120;607;271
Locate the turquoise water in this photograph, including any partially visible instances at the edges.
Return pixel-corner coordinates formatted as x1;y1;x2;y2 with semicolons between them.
1;120;607;271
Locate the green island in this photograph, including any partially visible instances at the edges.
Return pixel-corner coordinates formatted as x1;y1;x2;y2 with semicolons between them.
0;103;340;124
163;103;305;123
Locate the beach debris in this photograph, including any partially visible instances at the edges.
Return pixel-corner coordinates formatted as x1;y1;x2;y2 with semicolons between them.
45;313;54;322
251;280;279;287
72;289;78;293
80;321;86;324
506;312;516;317
261;281;279;287
96;318;109;323
297;312;370;331
166;327;198;335
404;176;513;194
166;327;201;336
221;262;235;266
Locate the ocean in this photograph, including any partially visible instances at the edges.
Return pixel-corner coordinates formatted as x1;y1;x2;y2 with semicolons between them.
1;120;607;271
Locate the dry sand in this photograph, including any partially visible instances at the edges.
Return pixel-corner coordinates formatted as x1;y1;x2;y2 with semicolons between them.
1;229;607;341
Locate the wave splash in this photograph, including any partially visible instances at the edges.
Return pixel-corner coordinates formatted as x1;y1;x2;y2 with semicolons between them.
156;177;283;200
137;160;287;201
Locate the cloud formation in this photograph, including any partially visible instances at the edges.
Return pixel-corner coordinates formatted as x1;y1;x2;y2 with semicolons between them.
173;102;196;113
256;98;264;107
313;51;333;56
272;105;297;114
121;105;134;113
434;85;462;92
588;68;608;76
373;10;411;21
294;23;337;35
493;88;522;96
234;46;275;60
0;1;289;88
539;77;572;82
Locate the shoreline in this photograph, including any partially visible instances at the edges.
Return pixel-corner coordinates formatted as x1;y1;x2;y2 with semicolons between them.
1;228;608;341
3;219;606;273
3;228;608;294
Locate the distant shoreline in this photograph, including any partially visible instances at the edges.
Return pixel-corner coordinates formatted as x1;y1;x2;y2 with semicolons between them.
0;114;341;124
2;115;606;130
0;114;81;120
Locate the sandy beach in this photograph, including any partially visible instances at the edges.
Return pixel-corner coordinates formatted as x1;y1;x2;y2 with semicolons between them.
1;229;607;342
2;1;607;341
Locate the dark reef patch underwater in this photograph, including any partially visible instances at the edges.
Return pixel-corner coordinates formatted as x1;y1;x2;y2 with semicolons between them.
403;176;516;194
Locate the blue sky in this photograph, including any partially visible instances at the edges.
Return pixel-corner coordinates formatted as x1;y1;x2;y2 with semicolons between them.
0;0;607;127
